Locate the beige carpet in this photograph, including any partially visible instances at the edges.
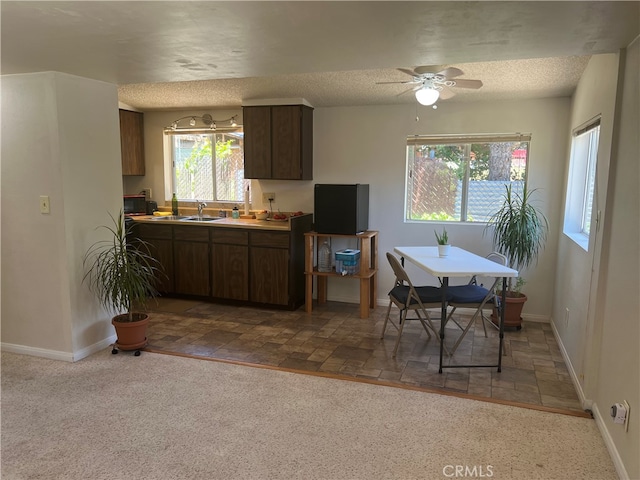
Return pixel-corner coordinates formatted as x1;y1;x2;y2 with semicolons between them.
1;350;617;480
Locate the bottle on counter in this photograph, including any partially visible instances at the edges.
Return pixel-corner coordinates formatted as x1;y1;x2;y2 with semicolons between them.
171;193;179;216
232;206;240;219
318;241;332;273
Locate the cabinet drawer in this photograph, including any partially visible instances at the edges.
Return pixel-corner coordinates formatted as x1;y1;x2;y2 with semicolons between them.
173;226;209;242
250;231;289;248
135;223;172;239
211;228;248;245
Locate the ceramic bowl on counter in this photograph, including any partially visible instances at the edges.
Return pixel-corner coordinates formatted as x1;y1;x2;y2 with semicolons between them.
255;212;269;220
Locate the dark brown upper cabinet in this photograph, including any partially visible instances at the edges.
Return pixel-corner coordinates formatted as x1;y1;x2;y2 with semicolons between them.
119;109;145;176
243;105;313;180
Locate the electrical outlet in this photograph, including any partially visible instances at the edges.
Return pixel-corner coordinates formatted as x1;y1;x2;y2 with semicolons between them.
142;187;152;199
39;195;50;214
262;192;276;203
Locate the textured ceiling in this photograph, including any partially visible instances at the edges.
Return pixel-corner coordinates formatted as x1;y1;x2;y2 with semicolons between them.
118;57;592;109
1;1;638;110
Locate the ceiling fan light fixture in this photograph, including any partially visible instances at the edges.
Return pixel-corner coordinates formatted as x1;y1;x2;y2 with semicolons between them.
415;86;440;106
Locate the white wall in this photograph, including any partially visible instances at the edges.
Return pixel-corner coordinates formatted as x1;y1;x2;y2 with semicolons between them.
552;54;620;394
137;97;570;319
1;72;123;360
592;42;639;480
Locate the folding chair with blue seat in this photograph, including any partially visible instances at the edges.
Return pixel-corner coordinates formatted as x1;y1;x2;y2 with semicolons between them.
444;252;508;355
381;252;451;357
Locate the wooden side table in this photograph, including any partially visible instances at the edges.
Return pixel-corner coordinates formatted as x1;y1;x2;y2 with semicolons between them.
304;231;378;319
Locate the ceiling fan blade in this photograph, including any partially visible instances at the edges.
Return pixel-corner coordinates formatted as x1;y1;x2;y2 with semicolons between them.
451;79;483;89
376;80;415;85
397;68;418;77
413;65;445;75
439;86;456;100
396;85;422;97
437;67;464;78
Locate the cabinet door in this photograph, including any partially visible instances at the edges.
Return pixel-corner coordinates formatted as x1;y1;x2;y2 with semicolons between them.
212;244;249;300
174;241;210;296
243;106;271;179
119;109;145;176
143;238;174;294
173;226;210;296
134;224;173;293
250;247;289;305
271;105;301;179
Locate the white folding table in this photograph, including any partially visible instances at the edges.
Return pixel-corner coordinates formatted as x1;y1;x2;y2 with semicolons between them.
393;246;518;373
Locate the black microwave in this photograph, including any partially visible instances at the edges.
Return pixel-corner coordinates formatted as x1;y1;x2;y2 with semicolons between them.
123;194;147;216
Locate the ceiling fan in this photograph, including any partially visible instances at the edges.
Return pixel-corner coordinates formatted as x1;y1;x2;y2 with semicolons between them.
377;65;483;106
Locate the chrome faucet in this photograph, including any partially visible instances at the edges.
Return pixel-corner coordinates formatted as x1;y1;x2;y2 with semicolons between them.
197;201;207;218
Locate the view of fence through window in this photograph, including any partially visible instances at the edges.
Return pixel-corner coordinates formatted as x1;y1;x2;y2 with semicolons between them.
171;131;246;202
405;136;530;222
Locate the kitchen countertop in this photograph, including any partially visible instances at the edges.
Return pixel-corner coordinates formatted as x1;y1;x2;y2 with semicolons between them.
130;214;306;231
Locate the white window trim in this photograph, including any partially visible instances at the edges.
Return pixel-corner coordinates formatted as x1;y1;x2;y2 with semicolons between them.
563;118;600;252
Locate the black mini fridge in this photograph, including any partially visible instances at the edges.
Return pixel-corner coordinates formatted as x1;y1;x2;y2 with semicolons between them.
314;184;369;234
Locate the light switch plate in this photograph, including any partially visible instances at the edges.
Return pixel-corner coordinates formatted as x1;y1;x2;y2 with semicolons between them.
40;195;50;214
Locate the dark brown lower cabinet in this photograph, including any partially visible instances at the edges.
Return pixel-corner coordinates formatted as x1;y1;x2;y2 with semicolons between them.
250;247;289;305
133;214;312;309
173;226;210;296
211;229;249;301
134;224;174;294
145;238;174;293
249;231;290;306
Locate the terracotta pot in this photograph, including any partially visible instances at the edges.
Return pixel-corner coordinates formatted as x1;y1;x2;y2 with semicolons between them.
112;313;149;350
491;293;527;329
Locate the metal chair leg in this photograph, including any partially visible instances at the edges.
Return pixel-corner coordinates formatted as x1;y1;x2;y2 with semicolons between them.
381;300;393;339
392;309;408;357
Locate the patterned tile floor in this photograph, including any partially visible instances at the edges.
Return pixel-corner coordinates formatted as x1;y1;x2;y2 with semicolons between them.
143;297;586;415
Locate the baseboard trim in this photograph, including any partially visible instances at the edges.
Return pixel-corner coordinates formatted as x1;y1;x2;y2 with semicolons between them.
1;335;117;363
591;402;630;480
550;319;588;407
521;313;549;323
72;335;117;362
1;342;74;362
548;319;629;478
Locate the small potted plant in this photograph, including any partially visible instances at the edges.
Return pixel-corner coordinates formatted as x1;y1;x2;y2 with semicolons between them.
435;228;450;257
486;184;548;327
83;210;164;354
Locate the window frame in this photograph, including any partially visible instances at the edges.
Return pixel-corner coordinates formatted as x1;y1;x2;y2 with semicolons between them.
164;127;245;203
405;133;531;224
563;118;600;251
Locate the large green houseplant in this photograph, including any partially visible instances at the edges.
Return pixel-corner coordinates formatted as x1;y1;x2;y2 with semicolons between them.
83;211;163;354
486;184;548;328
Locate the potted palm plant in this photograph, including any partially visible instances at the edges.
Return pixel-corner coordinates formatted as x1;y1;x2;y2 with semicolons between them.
485;184;548;328
83;211;163;355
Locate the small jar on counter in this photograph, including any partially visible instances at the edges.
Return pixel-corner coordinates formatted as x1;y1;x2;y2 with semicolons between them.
232;206;240;219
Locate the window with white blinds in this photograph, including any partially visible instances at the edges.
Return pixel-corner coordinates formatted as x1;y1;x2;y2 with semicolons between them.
405;134;531;223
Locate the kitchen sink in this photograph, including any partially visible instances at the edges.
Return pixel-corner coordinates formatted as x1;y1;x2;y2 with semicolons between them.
180;216;224;222
147;215;190;221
